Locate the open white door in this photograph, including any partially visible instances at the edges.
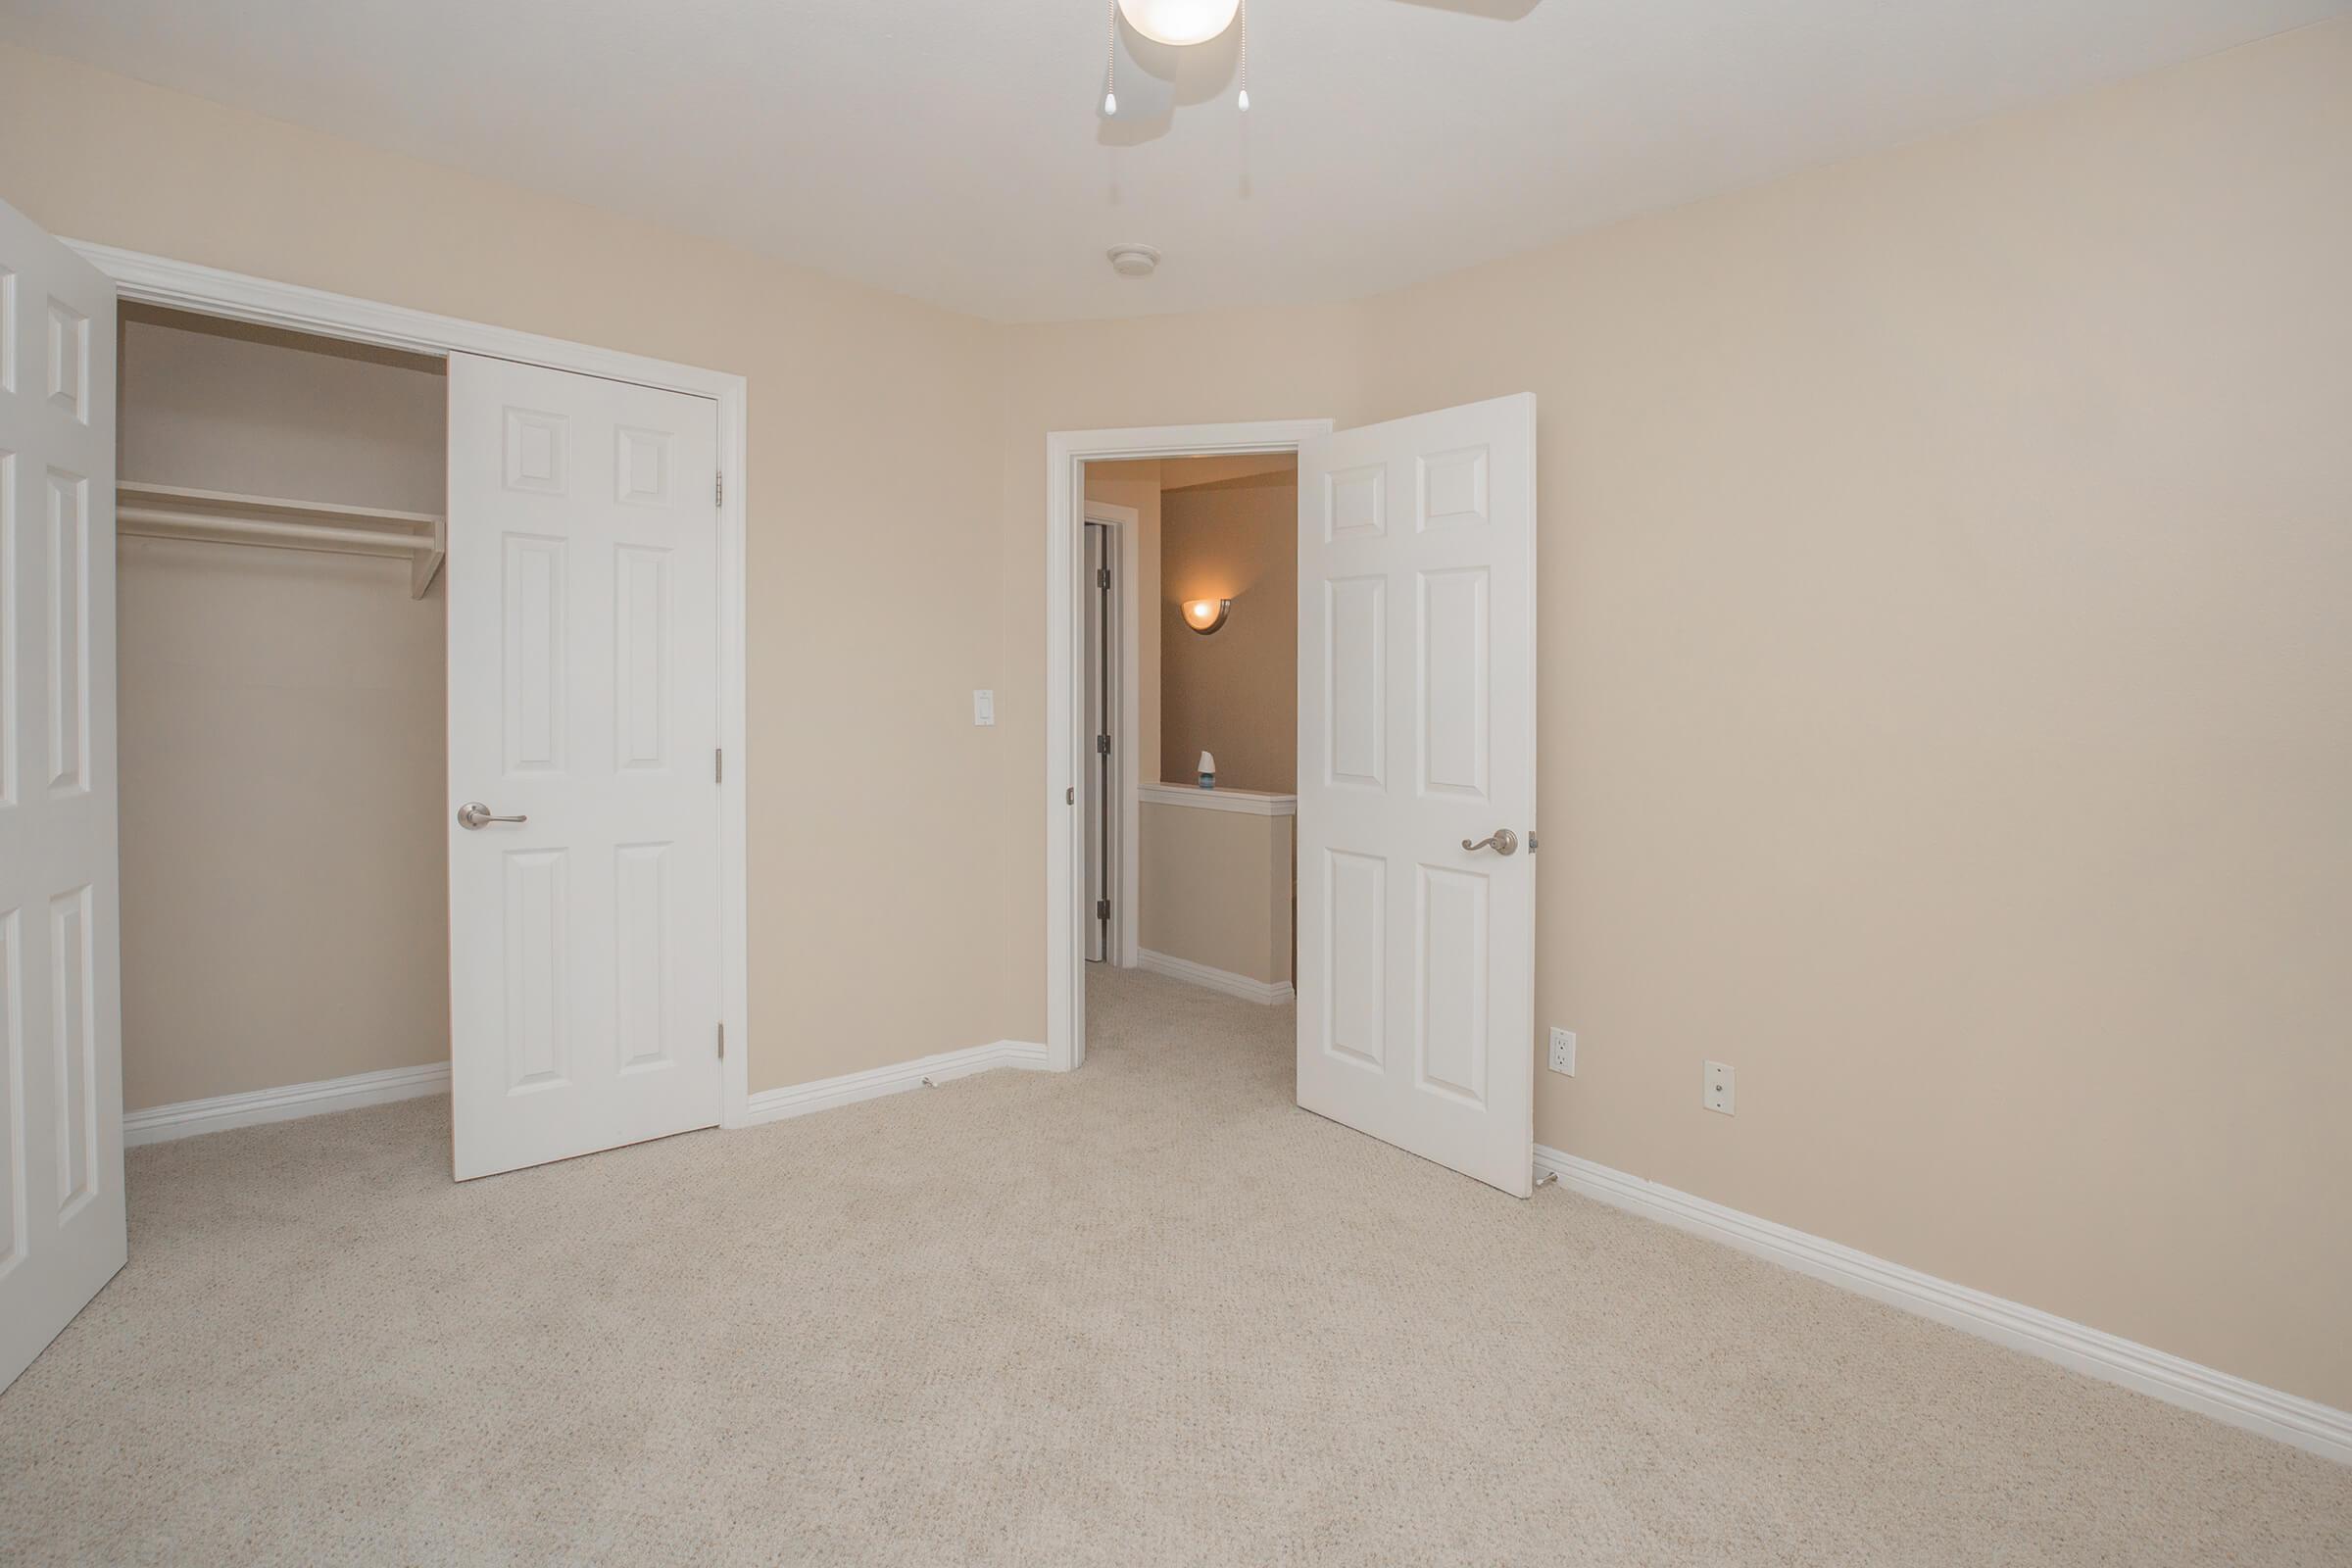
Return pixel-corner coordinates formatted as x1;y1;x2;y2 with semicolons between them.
446;355;723;1180
1297;394;1537;1196
0;198;126;1386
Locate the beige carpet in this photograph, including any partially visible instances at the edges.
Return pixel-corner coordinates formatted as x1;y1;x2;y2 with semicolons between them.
2;965;2346;1565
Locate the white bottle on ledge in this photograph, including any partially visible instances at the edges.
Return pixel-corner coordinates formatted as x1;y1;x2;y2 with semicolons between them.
1198;751;1216;790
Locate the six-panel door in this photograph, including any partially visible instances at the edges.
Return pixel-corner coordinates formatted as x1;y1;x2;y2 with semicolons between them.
446;355;723;1180
0;197;126;1390
1296;394;1537;1197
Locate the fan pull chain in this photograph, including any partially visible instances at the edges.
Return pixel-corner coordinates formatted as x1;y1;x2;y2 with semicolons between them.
1103;0;1119;114
1238;0;1250;111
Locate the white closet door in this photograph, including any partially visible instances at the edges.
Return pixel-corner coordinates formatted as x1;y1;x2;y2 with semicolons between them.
0;197;125;1389
1296;394;1538;1197
445;355;722;1180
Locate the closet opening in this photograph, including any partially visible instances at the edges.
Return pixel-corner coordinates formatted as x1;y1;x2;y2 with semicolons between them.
6;223;756;1380
116;306;452;1144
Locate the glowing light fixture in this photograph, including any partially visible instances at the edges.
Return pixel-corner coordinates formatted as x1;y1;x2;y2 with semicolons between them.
1117;0;1243;46
1183;597;1232;634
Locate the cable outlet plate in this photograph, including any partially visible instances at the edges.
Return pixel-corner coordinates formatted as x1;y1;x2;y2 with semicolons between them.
1704;1060;1735;1114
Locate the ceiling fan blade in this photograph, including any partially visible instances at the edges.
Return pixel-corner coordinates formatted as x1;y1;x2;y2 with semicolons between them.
1383;0;1544;18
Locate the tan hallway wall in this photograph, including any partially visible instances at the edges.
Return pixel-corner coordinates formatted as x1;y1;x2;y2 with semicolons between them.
0;40;1012;1099
1138;803;1294;987
1000;21;2352;1409
116;310;449;1109
1157;461;1297;792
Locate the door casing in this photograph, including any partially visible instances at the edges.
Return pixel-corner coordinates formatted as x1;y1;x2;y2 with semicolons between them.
62;241;754;1131
1043;420;1333;1072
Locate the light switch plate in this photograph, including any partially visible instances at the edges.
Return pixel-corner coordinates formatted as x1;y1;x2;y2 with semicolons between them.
973;689;995;726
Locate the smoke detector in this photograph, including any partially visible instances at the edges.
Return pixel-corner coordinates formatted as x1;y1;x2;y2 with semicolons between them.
1107;243;1161;278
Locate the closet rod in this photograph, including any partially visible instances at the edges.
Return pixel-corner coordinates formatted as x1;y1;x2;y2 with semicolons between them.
118;506;440;556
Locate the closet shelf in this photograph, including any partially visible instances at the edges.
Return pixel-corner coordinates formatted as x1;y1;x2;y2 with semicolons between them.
117;481;446;599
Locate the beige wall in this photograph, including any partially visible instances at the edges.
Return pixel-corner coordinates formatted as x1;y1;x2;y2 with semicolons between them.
1003;23;2352;1409
1;40;1010;1100
115;310;450;1108
1157;462;1297;792
1138;803;1294;986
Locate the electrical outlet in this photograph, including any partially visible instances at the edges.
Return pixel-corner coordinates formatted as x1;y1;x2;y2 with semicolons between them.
1547;1027;1576;1076
1703;1060;1735;1115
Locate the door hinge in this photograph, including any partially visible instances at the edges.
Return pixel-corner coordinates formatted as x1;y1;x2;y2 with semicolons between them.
1096;899;1111;921
715;747;724;784
1097;566;1111;590
714;471;724;508
717;1022;725;1058
1096;734;1111;756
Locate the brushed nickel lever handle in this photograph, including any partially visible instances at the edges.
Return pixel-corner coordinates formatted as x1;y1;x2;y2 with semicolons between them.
1461;828;1519;857
458;802;527;830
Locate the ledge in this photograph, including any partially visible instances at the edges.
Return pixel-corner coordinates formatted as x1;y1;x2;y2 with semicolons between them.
1138;782;1298;817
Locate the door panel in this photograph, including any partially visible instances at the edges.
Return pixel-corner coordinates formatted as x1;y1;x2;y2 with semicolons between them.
0;196;124;1391
1325;575;1386;787
1298;394;1536;1196
447;356;721;1180
1323;849;1386;1067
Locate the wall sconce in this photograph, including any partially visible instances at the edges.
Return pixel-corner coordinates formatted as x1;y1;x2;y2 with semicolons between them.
1183;597;1231;635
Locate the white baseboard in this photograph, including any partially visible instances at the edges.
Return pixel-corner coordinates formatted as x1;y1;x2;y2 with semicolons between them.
125;1061;451;1148
1532;1145;2352;1466
124;1039;1056;1148
742;1039;1052;1126
1135;948;1296;1005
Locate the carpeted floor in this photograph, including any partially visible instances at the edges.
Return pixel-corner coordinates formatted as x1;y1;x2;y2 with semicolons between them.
2;965;2347;1564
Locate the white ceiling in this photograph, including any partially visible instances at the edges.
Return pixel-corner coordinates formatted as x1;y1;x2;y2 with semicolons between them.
2;0;2340;322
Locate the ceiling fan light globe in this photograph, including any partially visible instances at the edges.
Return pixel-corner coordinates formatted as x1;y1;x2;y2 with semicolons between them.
1117;0;1244;48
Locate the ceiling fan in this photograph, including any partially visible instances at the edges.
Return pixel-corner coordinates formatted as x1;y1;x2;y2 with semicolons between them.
1102;0;1540;116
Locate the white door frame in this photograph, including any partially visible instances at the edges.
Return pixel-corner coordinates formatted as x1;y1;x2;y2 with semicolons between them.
60;241;755;1130
1080;497;1139;971
1045;420;1332;1072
